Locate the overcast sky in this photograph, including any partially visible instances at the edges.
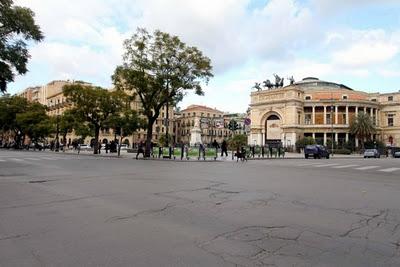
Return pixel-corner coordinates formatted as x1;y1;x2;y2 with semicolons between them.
9;0;400;112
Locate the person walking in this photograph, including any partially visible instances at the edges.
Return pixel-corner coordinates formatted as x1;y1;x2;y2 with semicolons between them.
221;140;228;157
136;141;145;159
105;141;109;154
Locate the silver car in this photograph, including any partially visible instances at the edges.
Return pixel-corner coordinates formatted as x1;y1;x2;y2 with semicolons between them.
364;149;380;158
394;151;400;158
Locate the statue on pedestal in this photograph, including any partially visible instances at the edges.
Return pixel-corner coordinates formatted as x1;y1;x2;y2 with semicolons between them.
190;117;202;146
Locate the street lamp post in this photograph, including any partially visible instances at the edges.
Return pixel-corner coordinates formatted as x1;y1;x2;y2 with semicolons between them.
55;105;60;152
330;92;334;157
165;101;171;159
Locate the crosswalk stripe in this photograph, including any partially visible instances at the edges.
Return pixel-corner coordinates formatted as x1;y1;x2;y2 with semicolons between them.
378;168;400;173
0;159;5;162
24;158;40;161
314;163;340;168
355;166;380;170
40;157;57;160
297;163;319;166
332;164;359;169
10;158;23;161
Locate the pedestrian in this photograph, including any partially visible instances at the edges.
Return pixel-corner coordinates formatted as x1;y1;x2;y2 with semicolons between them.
212;139;219;149
105;141;109;154
136;141;145;159
221;140;228;157
98;140;101;154
199;143;205;160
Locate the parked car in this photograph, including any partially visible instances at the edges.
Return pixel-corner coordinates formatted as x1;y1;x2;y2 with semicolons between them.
78;144;90;150
394;151;400;158
119;144;128;150
363;149;380;158
304;145;330;159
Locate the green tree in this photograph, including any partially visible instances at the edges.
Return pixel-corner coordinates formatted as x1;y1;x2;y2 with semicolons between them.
0;0;44;93
158;133;173;147
228;134;247;151
0;95;29;146
63;84;126;154
113;28;213;157
350;113;376;149
106;109;144;156
15;102;52;146
295;137;316;150
58;109;79;145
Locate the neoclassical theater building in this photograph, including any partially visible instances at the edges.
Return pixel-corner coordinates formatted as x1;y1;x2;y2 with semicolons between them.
249;77;400;148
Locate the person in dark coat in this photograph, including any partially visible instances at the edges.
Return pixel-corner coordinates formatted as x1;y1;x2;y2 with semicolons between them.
136;141;145;159
221;140;228;157
212;139;219;149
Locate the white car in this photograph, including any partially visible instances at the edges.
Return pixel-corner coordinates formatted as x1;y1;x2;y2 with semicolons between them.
119;144;129;150
78;144;90;150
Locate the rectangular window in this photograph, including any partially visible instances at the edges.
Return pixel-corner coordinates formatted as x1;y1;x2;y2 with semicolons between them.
305;96;311;100
388;96;393;101
298;112;301;124
305;114;312;125
388;114;394;126
342;95;348;100
326;114;331;124
342;114;347;124
371;99;377;102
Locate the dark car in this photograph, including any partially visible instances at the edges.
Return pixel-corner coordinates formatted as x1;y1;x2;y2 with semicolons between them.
304;145;330;159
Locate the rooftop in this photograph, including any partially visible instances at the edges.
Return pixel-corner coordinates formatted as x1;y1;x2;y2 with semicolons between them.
293;77;353;91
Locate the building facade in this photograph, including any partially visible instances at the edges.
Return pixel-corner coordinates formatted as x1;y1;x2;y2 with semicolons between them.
175;105;247;145
17;80;175;147
249;77;400;148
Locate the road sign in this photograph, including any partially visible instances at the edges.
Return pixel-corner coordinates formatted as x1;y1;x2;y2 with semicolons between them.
244;118;251;126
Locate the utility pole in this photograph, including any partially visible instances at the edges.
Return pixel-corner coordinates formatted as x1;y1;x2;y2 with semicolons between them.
331;92;334;157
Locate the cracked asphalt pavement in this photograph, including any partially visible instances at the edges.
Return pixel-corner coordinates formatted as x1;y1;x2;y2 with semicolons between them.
1;150;400;266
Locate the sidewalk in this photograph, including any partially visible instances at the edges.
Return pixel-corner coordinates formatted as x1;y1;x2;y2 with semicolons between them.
19;149;365;161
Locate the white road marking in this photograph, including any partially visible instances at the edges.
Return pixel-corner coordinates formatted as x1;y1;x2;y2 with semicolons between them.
10;158;23;161
355;166;380;170
332;164;359;169
378;168;400;173
24;158;40;161
313;163;340;168
0;159;5;162
297;163;320;166
40;157;57;160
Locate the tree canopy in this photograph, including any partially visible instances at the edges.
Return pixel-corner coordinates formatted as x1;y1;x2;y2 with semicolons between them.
350;112;376;149
63;84;127;154
0;95;52;146
0;0;44;93
16;102;52;143
112;28;213;156
106;109;144;156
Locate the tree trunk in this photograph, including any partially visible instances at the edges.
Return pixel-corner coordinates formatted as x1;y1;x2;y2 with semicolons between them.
118;129;123;157
145;117;156;157
94;126;100;154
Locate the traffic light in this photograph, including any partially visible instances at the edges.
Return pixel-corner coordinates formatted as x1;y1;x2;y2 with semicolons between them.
228;119;239;131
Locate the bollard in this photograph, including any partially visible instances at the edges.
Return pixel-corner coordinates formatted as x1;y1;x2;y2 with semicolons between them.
252;146;255;158
158;147;162;158
262;146;264;158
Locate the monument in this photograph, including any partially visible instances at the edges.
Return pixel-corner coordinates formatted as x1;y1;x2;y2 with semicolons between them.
190;117;202;146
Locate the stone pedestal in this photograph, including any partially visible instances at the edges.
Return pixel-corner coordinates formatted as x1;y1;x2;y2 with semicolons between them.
190;117;202;146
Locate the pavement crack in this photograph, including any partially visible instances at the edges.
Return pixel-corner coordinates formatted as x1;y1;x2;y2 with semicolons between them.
106;202;175;223
0;233;29;241
0;194;110;210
